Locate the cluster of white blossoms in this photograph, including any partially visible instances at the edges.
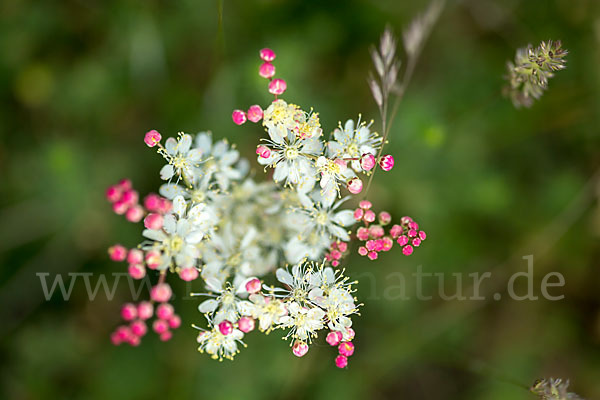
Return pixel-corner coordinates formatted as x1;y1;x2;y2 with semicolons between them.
107;45;422;369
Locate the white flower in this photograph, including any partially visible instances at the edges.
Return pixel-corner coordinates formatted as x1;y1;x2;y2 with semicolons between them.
307;266;358;332
159;133;203;182
262;99;301;135
200;223;261;286
270;263;316;302
257;127;322;192
196;279;254;324
242;294;287;333
327;118;382;172
278;301;325;342
292;193;356;242
196;326;245;361
142;195;215;269
195;132;248;190
315;156;355;205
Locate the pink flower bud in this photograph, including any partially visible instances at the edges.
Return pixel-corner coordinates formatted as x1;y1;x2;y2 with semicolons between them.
268;79;287;95
402;245;414;256
121;190;139;207
108;244;128;262
259;48;276;62
130;320;147;337
335;355;348;368
364;209;376;223
359;200;372;210
121;303;137;321
157;198;172;214
408;221;419;230
128;264;146;280
232;109;247;125
144;213;163;230
345;327;356;341
218;320;234;336
412;238;422;247
106;185;122;203
382;237;394;251
360;153;376;171
256;145;271;159
378;211;391;225
137;301;153;320
179;267;198;282
168;314;181;329
419;230;427;240
338;341;355;357
356;227;369;241
153;319;169;334
110;332;122;345
144;130;162;147
369;225;384;238
367;251;378;260
159;330;172;342
397;235;409;246
245;278;262;294
126;205;144;223
326;331;343;346
112;201;128;215
353;208;364;220
408;229;417;238
144;193;161;212
292;341;309;357
401;216;413;225
151;283;172;303
358;246;368;256
258;62;275;79
128;335;141;346
331;250;342;260
379;154;394;171
145;250;162;270
247;104;264;122
332;260;340;267
157;303;174;320
118;179;132;191
116;325;132;341
337;242;348;252
127;249;144;265
346;177;363;194
238;317;255;333
390;224;402;238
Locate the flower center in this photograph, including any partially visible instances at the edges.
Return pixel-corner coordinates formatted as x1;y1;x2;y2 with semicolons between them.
169;235;184;252
315;211;328;225
285;146;299;159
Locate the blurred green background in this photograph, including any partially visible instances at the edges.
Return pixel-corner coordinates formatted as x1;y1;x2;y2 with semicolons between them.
1;0;600;399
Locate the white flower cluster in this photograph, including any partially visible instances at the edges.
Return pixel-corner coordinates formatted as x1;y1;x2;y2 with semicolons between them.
258;99;382;205
195;261;358;360
138;128;368;361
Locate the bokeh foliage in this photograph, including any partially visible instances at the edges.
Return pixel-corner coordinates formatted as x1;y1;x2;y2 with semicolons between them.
1;0;600;399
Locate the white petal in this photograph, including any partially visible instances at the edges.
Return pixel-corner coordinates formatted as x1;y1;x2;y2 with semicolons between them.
276;269;293;286
332;210;356;227
180;134;192;153
160;164;174;180
173;196;186;218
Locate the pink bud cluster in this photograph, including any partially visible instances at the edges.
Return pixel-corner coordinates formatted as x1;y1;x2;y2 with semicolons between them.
325;327;356;368
106;179;171;223
232;48;287;126
353;201;425;259
324;241;348;267
111;293;181;346
105;179;144;222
